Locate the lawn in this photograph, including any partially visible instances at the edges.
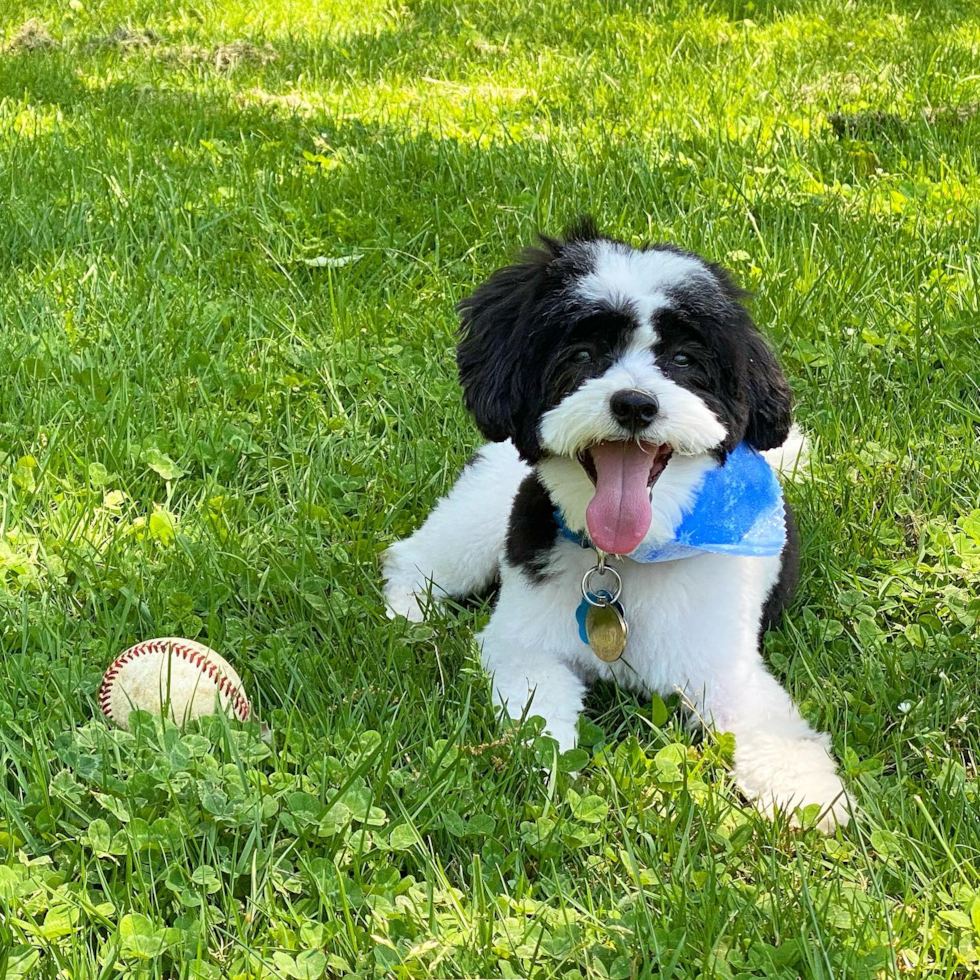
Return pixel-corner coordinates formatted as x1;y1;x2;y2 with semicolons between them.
0;0;979;976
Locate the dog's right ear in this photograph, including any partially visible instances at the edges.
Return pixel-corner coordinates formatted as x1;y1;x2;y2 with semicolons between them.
456;241;558;447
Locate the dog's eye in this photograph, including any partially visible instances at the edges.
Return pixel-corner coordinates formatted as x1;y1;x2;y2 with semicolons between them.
570;348;592;364
671;352;692;367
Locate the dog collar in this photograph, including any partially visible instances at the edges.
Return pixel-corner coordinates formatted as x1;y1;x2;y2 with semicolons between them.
555;442;787;563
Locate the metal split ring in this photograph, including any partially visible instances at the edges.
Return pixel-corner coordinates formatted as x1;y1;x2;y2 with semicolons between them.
581;563;623;607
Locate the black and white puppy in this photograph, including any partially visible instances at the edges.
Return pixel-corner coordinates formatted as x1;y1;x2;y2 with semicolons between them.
384;220;850;831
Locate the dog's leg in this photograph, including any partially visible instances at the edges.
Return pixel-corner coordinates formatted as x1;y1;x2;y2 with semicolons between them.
688;660;850;832
383;442;529;620
480;634;585;753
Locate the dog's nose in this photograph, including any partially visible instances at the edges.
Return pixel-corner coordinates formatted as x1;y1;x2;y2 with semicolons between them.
610;390;659;431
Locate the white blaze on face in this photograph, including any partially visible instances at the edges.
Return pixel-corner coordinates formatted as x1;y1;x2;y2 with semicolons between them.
538;349;727;458
575;240;710;325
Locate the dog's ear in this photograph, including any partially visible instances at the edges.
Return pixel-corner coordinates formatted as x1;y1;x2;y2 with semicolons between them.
743;333;793;451
456;243;557;446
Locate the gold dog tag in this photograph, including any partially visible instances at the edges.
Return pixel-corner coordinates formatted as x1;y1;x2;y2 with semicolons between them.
586;601;628;662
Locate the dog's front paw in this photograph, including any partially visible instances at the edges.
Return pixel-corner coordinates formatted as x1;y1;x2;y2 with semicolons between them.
381;546;437;622
754;767;851;833
734;731;852;833
541;718;580;758
383;586;427;622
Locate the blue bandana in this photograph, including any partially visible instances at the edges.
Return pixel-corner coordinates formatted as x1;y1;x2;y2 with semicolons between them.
556;442;786;564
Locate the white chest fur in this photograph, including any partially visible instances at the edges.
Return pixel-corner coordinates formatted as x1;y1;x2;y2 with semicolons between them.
482;541;783;698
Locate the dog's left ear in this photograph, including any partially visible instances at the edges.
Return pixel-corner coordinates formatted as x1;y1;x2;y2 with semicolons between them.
743;334;793;451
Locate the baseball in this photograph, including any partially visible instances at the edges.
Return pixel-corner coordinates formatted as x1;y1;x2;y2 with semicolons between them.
98;637;251;730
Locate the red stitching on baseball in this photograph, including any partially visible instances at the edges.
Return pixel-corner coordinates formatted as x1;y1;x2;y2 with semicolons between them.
98;640;250;723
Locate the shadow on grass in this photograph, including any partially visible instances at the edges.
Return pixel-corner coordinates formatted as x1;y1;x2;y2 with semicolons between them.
3;48;978;277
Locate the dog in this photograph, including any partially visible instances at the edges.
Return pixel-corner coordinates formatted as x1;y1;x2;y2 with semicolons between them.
383;219;850;831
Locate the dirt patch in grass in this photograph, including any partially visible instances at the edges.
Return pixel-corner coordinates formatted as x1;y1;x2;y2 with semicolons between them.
86;26;160;50
829;105;979;138
6;24;277;72
922;103;978;125
213;40;278;70
154;38;279;71
3;19;57;53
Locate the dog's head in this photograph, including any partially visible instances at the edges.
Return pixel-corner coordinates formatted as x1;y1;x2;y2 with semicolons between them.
457;219;792;554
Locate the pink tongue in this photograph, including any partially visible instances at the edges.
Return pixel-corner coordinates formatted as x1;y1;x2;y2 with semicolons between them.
586;442;654;555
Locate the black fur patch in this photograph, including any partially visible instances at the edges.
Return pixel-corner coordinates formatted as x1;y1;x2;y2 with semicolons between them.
543;309;637;407
456;233;595;461
760;501;800;636
652;289;792;456
505;474;560;582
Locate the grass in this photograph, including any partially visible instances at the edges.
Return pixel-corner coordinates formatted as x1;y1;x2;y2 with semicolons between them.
0;0;978;976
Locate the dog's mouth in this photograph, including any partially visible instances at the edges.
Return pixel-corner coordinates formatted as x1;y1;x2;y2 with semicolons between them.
576;441;673;555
